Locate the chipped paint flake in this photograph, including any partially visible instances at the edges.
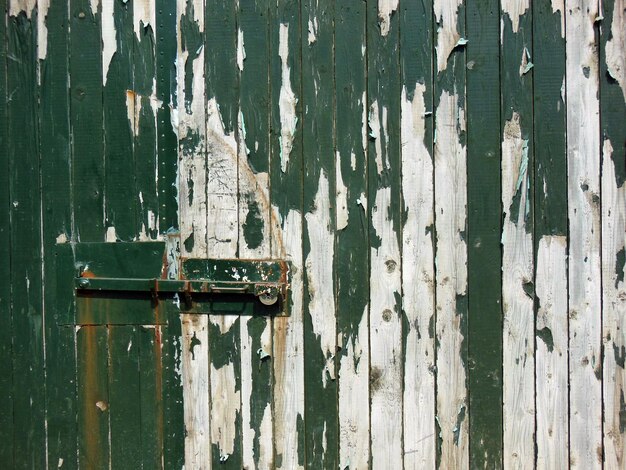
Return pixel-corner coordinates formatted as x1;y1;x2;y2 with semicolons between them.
9;0;37;18
550;0;565;37
377;0;399;37
90;0;99;16
210;361;241;458
308;17;318;44
279;24;298;173
102;0;116;86
37;0;51;60
105;226;117;242
339;306;369;470
336;151;348;231
519;47;534;76
305;172;336;386
605;3;626;101
501;0;529;33
434;0;463;72
133;0;155;39
237;29;246;71
55;233;68;244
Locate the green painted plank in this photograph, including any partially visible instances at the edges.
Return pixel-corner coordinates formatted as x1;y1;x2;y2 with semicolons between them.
156;0;178;232
109;325;142;469
103;0;136;241
39;0;78;466
466;0;503;466
600;1;626;467
301;0;337;468
334;0;369;468
7;9;46;468
208;316;243;468
139;325;165;469
532;2;568;467
366;0;404;467
238;0;269;174
77;325;110;469
134;6;159;240
500;4;535;466
162;304;185;468
70;0;104;241
400;0;436;467
269;0;305;467
0;0;12;465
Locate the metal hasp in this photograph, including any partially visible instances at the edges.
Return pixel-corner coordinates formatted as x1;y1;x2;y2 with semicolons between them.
75;258;292;316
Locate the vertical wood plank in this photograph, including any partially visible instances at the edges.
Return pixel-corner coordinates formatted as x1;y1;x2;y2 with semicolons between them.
368;1;403;467
70;0;104;241
500;1;535;467
156;0;179;232
7;4;46;467
566;1;602;467
133;0;160;240
466;0;503;465
335;0;370;468
77;326;110;469
139;325;165;469
177;0;211;466
39;0;79;466
532;0;569;467
400;0;436;467
237;0;274;467
301;0;338;468
103;0;136;241
433;0;468;467
601;0;626;467
0;0;12;464
270;0;305;467
204;0;243;467
109;325;142;469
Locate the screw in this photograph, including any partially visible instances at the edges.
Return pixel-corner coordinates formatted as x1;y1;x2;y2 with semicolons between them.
79;278;90;288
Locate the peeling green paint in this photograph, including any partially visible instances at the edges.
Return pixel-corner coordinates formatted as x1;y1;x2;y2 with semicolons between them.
537;327;554;352
242;198;264;250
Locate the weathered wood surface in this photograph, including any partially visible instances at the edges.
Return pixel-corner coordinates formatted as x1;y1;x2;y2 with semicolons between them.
0;0;625;468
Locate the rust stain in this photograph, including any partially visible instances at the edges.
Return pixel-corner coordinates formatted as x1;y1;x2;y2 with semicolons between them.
80;270;97;279
79;326;105;467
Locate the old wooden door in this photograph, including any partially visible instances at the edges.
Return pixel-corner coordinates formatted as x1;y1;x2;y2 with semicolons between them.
1;0;626;469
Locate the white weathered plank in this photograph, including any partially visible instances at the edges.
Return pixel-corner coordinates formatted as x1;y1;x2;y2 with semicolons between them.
434;88;468;468
535;235;569;469
369;100;403;469
501;112;535;469
602;138;626;469
401;83;436;469
566;1;602;467
272;209;305;470
177;0;210;466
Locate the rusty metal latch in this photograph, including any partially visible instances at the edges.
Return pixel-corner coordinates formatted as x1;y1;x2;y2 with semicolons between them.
75;258;291;316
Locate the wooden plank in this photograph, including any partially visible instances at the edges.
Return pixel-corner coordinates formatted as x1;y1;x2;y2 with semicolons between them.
566;1;602;467
139;325;165;469
270;1;304;468
0;0;12;464
39;0;79;466
234;0;274;467
133;0;160;240
600;0;626;467
532;0;568;467
77;325;110;469
367;1;403;467
301;0;337;467
177;0;211;466
500;2;535;467
7;5;46;467
203;0;243;467
400;0;435;467
433;0;468;467
70;0;104;241
103;0;136;241
465;0;502;465
334;0;369;468
109;325;142;469
156;0;178;232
